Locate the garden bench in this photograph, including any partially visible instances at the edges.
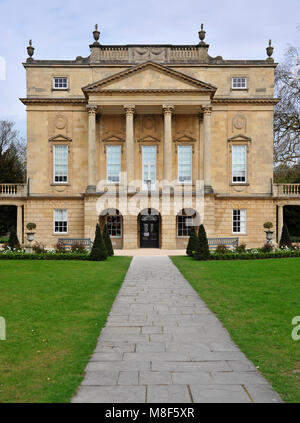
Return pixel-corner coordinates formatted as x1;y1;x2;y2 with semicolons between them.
208;237;239;250
58;238;92;251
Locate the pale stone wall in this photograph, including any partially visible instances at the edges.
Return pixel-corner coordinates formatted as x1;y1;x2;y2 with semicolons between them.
24;198;84;248
214;197;276;248
26;65;275;99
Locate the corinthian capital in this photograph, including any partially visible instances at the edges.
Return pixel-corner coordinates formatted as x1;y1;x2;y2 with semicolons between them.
124;104;135;115
162;104;174;114
86;104;98;115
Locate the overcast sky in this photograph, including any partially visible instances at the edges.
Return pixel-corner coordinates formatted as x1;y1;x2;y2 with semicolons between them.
0;0;299;139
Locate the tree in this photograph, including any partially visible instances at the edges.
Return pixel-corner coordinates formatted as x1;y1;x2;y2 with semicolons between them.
194;224;210;261
89;224;107;261
103;223;114;256
0;120;26;183
8;230;20;250
274;43;300;166
279;223;292;248
186;226;197;256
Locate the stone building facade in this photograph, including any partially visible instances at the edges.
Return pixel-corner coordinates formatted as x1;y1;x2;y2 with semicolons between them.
2;26;295;249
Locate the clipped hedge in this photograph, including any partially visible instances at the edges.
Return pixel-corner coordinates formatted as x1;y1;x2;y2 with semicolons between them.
0;252;90;260
210;250;300;260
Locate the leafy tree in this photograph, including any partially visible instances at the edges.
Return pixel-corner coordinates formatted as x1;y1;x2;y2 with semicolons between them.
194;224;210;261
186;227;197;256
8;230;20;250
103;223;114;256
0;120;26;183
89;224;107;261
279;223;292;248
274;42;300;166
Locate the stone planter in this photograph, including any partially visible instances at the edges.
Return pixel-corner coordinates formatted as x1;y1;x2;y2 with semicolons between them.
265;230;274;244
25;232;35;253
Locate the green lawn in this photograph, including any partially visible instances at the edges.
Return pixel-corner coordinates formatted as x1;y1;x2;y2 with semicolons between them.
0;258;132;403
171;256;300;403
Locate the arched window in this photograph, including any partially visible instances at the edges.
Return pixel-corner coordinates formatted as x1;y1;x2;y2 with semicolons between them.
100;209;122;238
177;208;199;237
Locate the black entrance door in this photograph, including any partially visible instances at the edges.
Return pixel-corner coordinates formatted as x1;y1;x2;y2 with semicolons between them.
140;214;159;248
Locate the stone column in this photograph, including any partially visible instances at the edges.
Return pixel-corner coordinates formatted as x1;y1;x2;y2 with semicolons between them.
86;104;98;192
278;205;283;243
202;106;213;193
198;113;204;181
124;105;135;191
163;105;174;185
17;205;23;244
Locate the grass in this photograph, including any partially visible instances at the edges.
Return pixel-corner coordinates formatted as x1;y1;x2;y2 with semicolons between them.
171;256;300;403
0;257;132;403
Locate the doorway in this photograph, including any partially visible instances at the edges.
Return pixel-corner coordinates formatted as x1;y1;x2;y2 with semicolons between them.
139;209;160;248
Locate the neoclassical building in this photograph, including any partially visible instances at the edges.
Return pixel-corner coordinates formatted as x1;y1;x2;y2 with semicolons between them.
1;25;298;249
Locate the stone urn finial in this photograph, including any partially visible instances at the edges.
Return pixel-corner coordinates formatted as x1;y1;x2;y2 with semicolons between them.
27;40;34;60
198;24;206;44
93;24;100;45
266;39;274;61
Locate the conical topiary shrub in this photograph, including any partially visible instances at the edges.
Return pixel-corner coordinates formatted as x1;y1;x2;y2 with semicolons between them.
194;224;210;261
279;223;292;248
8;229;20;251
89;223;107;261
186;226;197;257
103;223;114;256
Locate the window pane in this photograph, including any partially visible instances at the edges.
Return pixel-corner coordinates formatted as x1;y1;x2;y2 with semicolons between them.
54;209;68;233
232;209;246;234
178;146;192;182
53;77;68;88
232;77;247;88
142;146;156;185
106;215;122;237
107;146;121;182
177;215;194;237
232;145;246;182
54;145;68;182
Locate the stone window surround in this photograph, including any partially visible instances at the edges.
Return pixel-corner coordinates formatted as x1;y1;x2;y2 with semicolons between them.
53;209;68;235
232;208;247;235
228;134;252;187
230;73;249;91
52;75;70;91
49;135;72;187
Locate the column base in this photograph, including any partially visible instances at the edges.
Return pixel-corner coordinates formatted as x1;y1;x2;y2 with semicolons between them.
204;185;214;194
86;185;96;193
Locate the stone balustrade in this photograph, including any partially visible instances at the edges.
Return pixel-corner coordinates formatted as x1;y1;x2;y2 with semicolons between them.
0;183;27;197
273;183;300;196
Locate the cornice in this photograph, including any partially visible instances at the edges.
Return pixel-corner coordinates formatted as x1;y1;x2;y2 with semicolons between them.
20;97;87;105
213;97;280;104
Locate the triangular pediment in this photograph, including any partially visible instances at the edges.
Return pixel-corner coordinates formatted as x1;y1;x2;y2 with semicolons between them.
228;134;252;142
48;134;72;142
173;134;196;142
138;135;161;143
102;134;125;142
83;61;217;94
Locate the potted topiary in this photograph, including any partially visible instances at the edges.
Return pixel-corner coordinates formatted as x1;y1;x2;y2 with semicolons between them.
25;222;36;253
263;221;274;244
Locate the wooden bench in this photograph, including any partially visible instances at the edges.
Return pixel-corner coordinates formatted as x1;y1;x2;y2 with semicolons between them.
208;237;239;250
58;238;92;251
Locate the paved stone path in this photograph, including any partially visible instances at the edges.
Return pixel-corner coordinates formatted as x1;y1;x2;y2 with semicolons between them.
72;256;282;403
